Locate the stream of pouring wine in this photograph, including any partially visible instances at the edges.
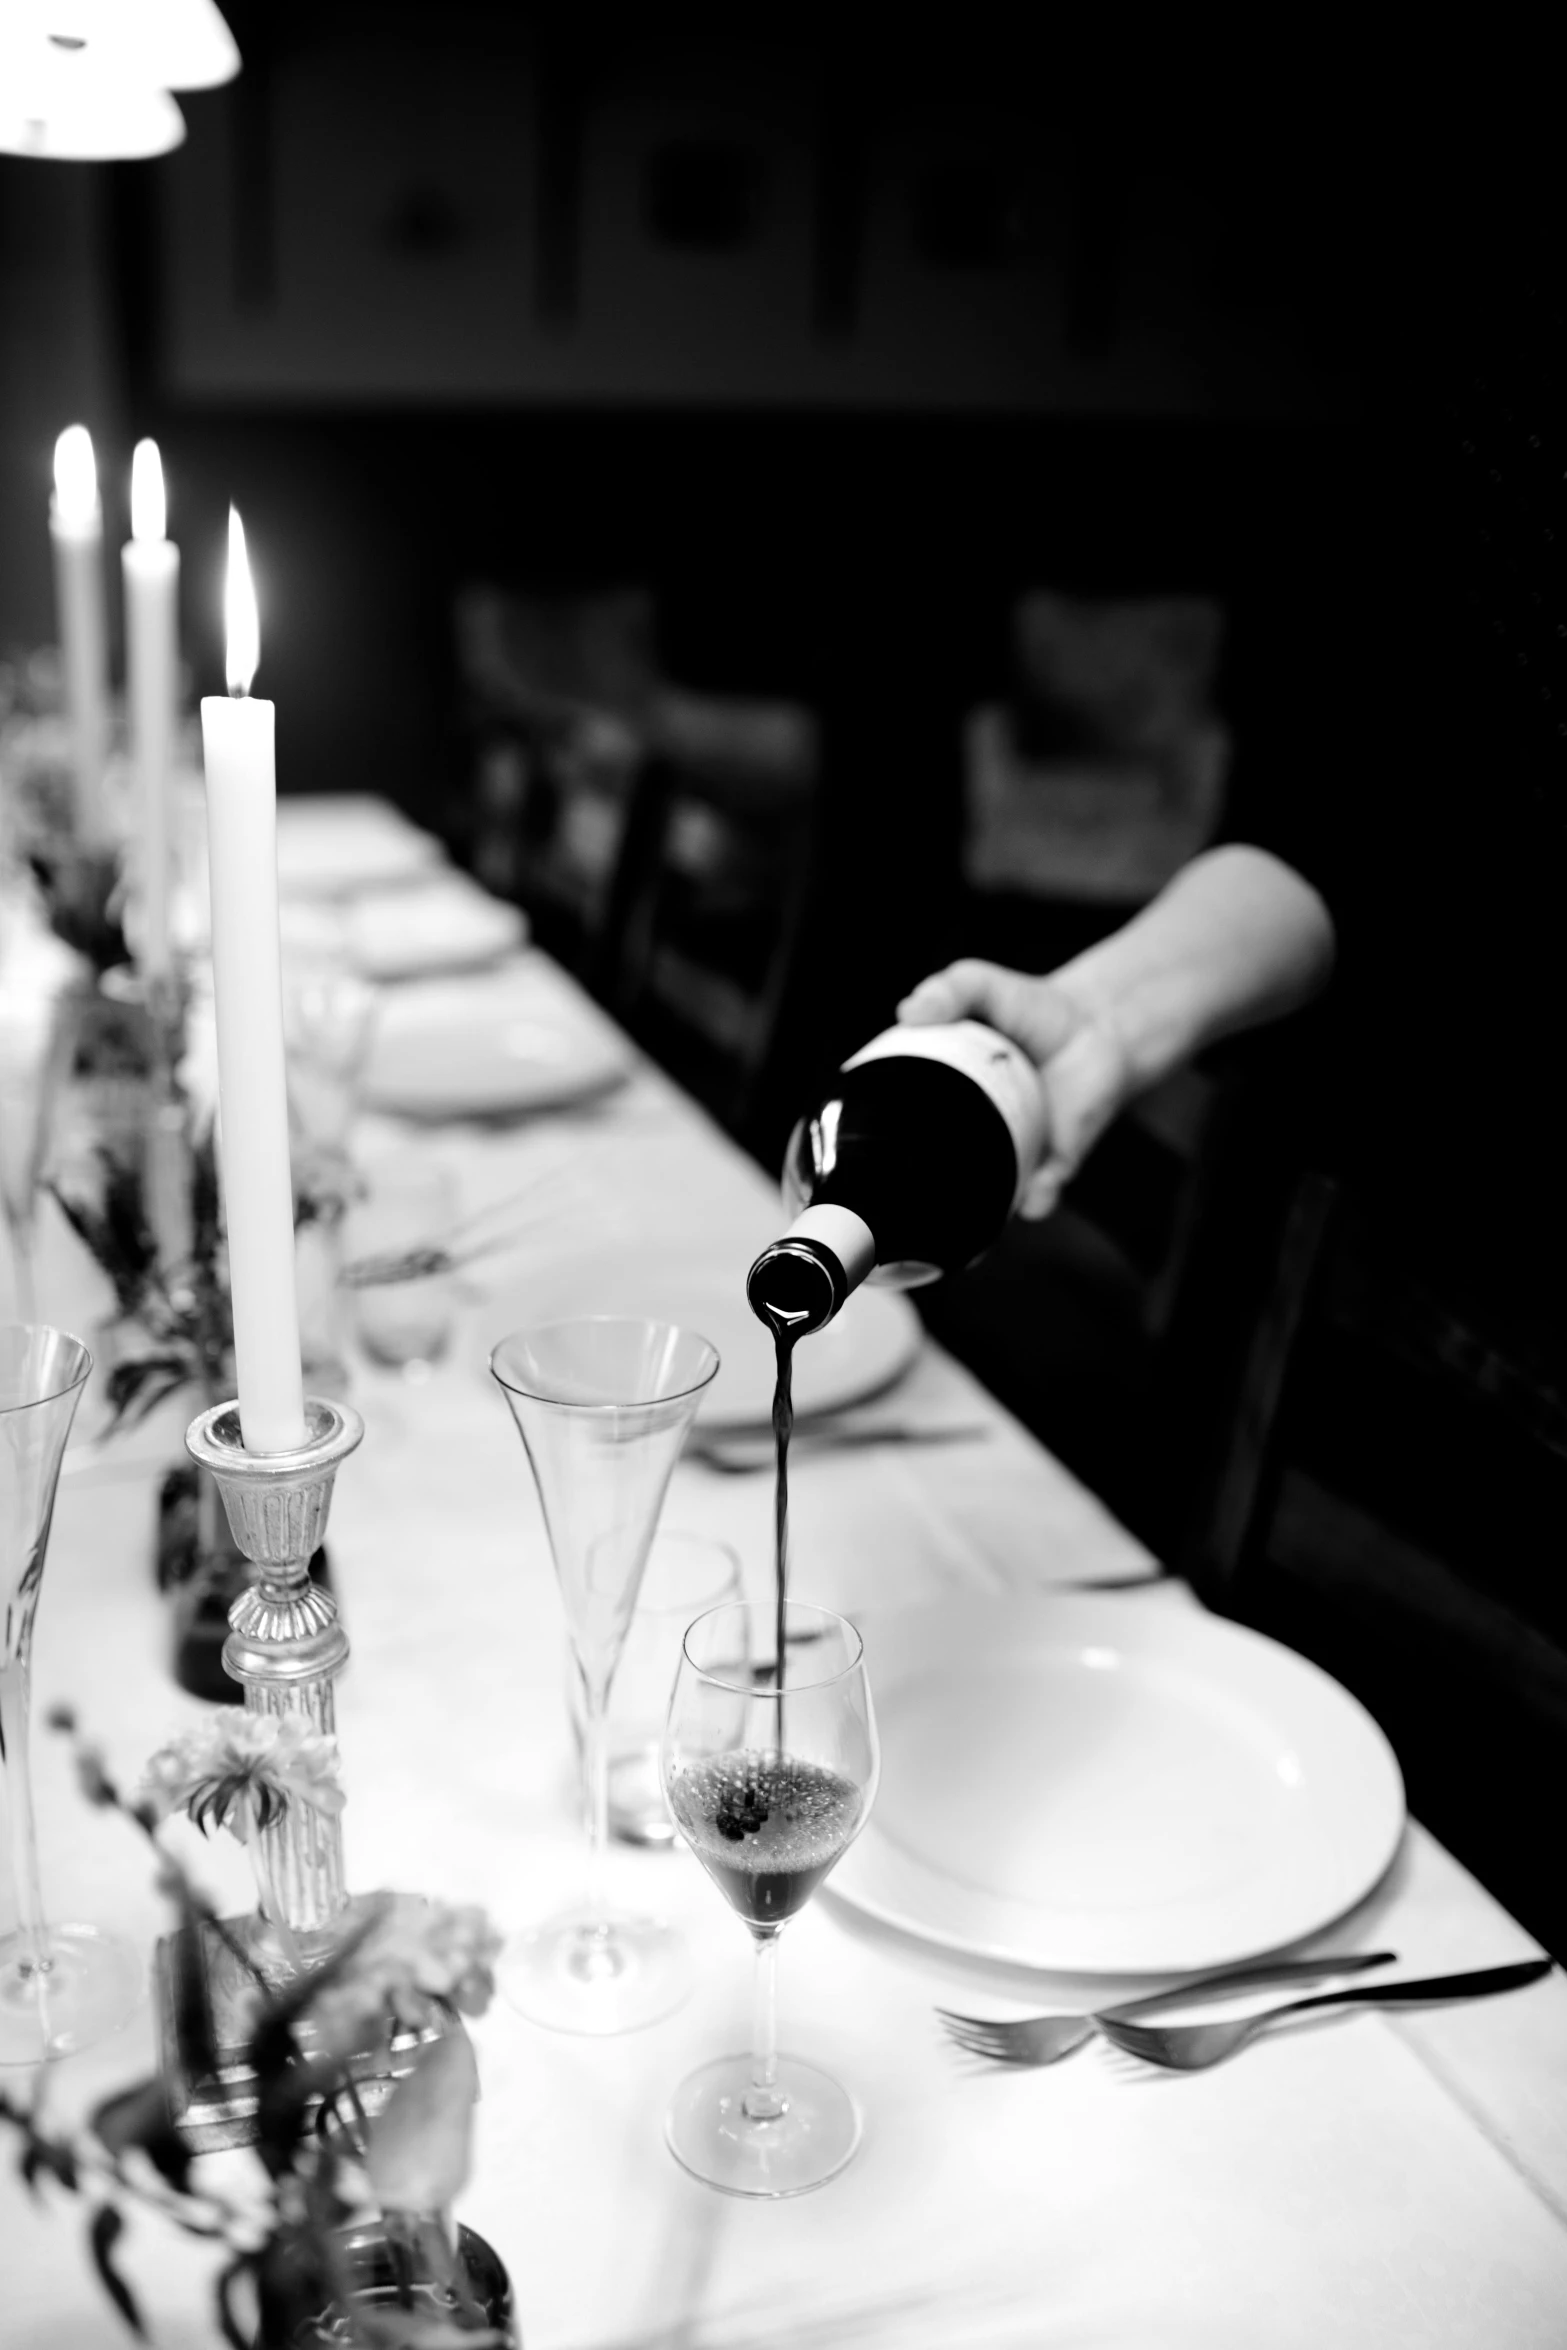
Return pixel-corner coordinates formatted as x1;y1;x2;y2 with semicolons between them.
772;1325;793;1745
761;1304;811;1751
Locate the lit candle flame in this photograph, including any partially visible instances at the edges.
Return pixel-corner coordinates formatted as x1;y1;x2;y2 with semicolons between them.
130;438;166;543
53;423;98;527
224;504;258;695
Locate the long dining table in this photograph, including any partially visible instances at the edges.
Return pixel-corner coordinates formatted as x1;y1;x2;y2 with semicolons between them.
3;803;1566;2349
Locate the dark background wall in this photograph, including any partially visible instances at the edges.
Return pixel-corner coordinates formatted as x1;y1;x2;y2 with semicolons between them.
0;6;1382;1061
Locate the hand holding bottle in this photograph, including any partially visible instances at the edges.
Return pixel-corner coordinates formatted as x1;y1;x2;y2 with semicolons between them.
897;960;1129;1223
898;848;1338;1223
749;850;1334;1335
747;1015;1052;1334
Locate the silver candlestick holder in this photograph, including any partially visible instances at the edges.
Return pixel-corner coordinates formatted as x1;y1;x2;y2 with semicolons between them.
154;1395;431;2151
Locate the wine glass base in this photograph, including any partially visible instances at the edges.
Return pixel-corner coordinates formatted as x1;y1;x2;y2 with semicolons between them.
665;2052;863;2197
499;1906;692;2036
0;1924;144;2065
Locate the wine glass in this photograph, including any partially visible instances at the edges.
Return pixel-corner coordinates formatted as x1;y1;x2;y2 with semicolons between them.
568;1528;743;1848
661;1599;879;2197
490;1317;719;2033
349;1159;461;1380
2;1323;142;2062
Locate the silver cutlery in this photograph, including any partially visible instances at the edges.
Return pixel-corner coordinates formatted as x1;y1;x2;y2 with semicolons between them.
1100;1955;1554;2071
688;1421;992;1473
937;1949;1398;2067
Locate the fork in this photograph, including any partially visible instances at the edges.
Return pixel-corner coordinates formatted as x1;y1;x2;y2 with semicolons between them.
936;1949;1398;2066
1100;1955;1554;2071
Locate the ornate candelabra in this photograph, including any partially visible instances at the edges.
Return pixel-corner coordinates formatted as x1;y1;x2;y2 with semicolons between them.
154;1395;427;2150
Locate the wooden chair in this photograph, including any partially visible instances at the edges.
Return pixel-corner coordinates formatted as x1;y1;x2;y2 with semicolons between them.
451;584;655;971
916;1023;1308;1550
595;690;820;1139
1179;1169;1567;1960
960;590;1231;938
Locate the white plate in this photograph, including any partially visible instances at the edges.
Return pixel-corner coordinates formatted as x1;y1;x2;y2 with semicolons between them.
478;1263;922;1430
833;1594;1404;1974
274;795;444;897
342;876;527;981
363;980;628;1118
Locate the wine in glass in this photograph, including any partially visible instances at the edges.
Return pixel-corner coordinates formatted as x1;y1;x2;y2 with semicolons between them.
2;1324;142;2063
491;1316;719;2034
662;1599;879;2197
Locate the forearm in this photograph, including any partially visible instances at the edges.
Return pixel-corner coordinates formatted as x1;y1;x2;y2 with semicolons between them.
1050;844;1336;1096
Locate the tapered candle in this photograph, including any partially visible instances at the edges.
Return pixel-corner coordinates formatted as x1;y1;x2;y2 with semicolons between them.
122;440;179;980
50;423;111;843
199;507;306;1454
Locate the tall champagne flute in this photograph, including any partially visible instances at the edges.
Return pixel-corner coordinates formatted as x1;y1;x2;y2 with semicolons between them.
662;1600;879;2197
491;1317;719;2033
2;1324;142;2062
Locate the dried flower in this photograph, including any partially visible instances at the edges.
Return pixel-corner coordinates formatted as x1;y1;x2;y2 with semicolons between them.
305;1895;502;2047
2;1692;508;2349
365;2031;480;2216
72;1741;118;1810
137;1713;345;1846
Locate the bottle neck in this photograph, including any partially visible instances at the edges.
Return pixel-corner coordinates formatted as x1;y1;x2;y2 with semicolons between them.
746;1205;876;1335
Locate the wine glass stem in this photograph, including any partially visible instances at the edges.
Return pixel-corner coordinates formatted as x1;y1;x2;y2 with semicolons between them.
744;1927;785;2122
583;1684;611;1932
0;1651;49;1975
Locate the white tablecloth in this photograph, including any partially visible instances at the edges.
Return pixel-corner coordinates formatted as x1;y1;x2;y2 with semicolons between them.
3;853;1565;2347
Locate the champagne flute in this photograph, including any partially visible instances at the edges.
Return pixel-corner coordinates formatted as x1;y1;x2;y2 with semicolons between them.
662;1599;879;2197
491;1317;719;2033
2;1323;142;2062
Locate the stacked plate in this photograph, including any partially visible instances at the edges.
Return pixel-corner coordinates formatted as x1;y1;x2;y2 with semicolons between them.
832;1594;1405;1975
273;794;444;897
339;874;526;982
362;970;629;1119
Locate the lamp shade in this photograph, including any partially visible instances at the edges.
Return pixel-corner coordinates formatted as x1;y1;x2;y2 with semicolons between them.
3;0;238;90
0;50;186;160
0;0;238;161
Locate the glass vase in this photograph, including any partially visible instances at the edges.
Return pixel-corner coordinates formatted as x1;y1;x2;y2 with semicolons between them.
269;2216;518;2347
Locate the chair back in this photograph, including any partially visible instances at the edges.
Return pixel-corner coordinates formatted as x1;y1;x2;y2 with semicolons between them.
596;692;819;1137
453;584;656;968
963;590;1231;909
1179;1167;1567;1958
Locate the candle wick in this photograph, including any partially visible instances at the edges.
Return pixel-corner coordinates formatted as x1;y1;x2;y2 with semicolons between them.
229;683;249;701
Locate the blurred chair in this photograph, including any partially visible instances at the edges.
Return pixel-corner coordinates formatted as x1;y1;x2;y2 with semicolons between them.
918;587;1240;1506
1181;1170;1567;1958
598;690;820;1137
453;584;656;965
452;580;821;1135
916;1030;1294;1543
959;590;1230;966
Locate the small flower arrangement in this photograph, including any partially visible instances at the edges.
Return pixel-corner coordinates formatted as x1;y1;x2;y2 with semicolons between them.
48;1098;233;1436
140;1711;349;1846
0;1709;511;2347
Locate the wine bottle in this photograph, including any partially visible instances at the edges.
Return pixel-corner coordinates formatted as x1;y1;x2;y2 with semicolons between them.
746;1021;1049;1336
